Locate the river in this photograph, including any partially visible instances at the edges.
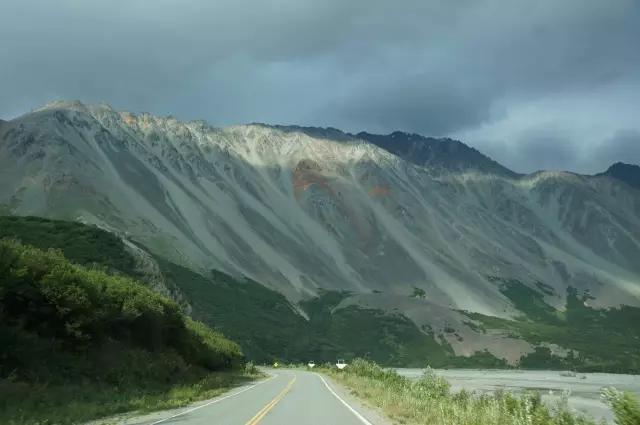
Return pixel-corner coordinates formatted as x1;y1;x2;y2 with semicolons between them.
395;368;640;423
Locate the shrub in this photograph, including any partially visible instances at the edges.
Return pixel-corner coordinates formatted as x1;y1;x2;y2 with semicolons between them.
348;358;406;385
0;239;243;381
603;387;640;425
244;361;258;375
329;359;596;425
414;367;450;398
0;215;137;276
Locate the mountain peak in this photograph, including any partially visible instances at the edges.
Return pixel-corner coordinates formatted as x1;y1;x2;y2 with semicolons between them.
606;161;640;172
355;131;519;177
600;162;640;190
252;124;356;142
33;100;117;116
35;100;89;113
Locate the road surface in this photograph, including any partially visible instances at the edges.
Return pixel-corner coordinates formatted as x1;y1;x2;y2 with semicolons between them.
116;369;382;425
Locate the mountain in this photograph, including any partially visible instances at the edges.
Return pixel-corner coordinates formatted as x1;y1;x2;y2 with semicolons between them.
599;162;640;191
1;100;640;369
0;215;495;368
355;131;520;177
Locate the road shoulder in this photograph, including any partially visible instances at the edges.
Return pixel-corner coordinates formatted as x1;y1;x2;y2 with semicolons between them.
317;372;392;425
84;373;275;425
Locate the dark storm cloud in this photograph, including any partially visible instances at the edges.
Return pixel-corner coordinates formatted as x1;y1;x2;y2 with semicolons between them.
327;73;498;136
591;131;640;170
1;0;639;172
482;127;579;174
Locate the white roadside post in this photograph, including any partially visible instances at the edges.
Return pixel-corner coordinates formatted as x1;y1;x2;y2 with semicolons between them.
336;359;347;370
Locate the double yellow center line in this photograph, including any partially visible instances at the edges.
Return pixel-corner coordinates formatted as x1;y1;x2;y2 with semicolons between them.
244;377;297;425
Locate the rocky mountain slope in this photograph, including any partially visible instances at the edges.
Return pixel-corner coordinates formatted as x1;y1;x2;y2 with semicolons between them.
1;101;640;365
599;162;640;191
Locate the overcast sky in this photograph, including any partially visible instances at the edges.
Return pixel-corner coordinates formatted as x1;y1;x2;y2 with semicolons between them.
1;0;639;173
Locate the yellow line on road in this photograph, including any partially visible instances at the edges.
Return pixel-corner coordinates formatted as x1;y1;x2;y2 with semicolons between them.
245;376;296;425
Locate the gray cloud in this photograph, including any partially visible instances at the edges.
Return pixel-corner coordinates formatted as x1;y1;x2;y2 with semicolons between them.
590;130;640;171
483;128;578;173
1;0;639;172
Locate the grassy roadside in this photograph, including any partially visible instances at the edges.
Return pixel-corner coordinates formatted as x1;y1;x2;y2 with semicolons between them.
0;368;261;425
318;359;640;425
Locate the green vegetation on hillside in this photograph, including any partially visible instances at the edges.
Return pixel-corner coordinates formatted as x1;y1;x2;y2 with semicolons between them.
491;277;561;323
0;239;248;424
322;359;596;425
159;258;456;365
162;258;506;367
301;290;453;366
3;215;638;373
411;286;426;299
157;257;311;362
466;279;640;373
0;215;472;367
0;215;138;276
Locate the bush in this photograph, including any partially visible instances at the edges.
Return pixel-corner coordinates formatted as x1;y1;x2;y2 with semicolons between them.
244;361;258;375
0;239;243;381
348;358;406;385
603;388;640;425
0;215;138;276
328;359;595;425
414;367;450;398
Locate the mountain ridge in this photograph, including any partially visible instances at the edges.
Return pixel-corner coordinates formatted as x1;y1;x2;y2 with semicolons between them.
598;162;640;191
2;102;640;357
2;100;640;367
25;100;635;177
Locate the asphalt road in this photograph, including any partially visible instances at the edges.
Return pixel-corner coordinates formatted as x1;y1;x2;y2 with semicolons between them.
125;370;378;425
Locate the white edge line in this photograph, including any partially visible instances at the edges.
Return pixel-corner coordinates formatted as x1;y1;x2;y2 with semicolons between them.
316;373;374;425
150;373;278;425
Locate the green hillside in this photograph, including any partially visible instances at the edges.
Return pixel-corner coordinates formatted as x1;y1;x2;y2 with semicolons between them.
464;279;640;373
3;215;638;374
157;258;459;366
0;215;138;276
0;215;494;368
0;237;246;424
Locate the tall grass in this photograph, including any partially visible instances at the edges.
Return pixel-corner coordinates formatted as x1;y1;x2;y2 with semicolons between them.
602;388;640;425
0;370;255;425
324;359;596;425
